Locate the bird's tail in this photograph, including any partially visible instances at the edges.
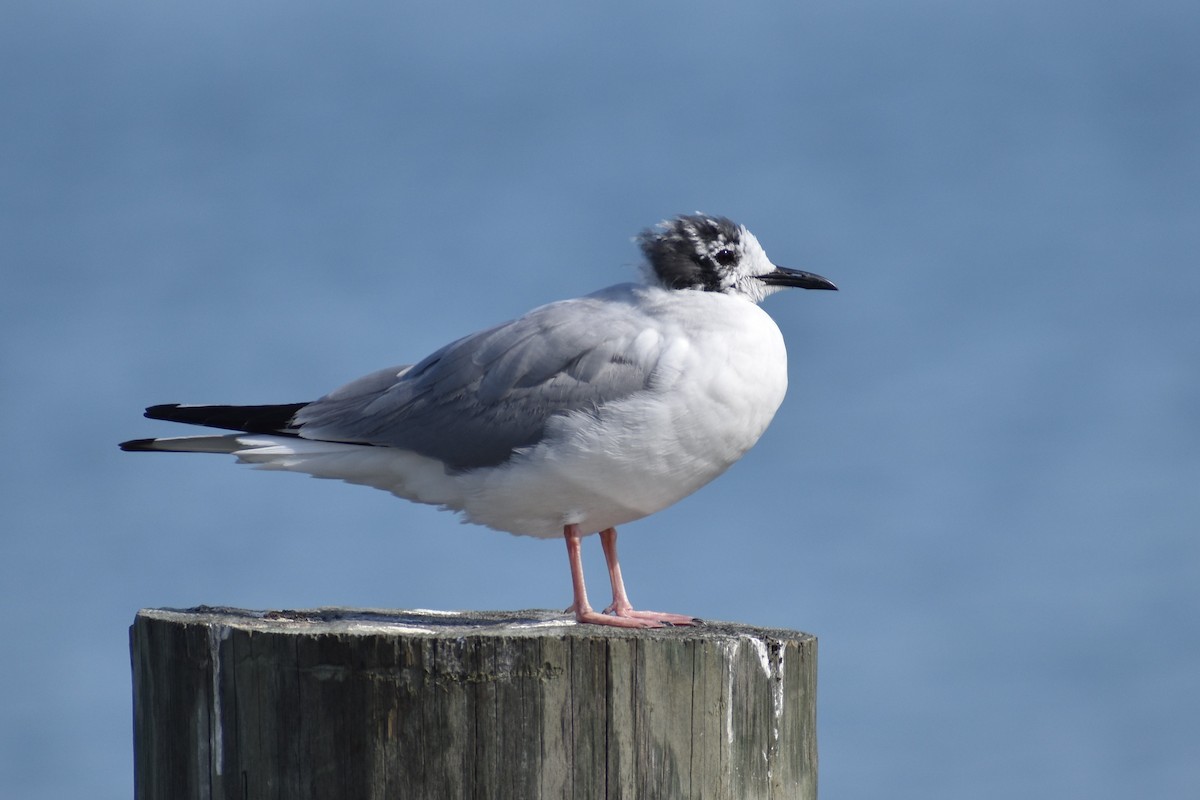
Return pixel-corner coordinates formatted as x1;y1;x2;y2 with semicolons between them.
119;434;251;454
119;404;464;511
119;401;310;454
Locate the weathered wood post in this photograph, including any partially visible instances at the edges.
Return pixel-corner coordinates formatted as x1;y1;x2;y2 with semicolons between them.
131;607;816;799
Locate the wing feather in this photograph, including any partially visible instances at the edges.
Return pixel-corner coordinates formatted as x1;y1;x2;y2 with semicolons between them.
294;288;660;471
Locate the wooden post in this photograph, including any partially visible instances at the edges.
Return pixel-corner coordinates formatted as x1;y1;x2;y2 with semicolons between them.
131;607;816;800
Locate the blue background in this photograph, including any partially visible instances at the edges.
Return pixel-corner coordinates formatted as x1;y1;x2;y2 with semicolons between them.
2;2;1197;797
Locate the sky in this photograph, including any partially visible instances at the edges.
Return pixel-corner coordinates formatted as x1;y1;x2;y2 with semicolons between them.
2;1;1198;798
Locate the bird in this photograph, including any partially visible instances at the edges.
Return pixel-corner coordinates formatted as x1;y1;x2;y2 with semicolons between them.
120;213;836;628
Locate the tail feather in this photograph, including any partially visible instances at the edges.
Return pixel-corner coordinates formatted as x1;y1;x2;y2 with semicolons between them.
119;434;249;454
143;402;309;435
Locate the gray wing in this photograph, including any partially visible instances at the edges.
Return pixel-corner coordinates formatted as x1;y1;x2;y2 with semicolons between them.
294;291;657;471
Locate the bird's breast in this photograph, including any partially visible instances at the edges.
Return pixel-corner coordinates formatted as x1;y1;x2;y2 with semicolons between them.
536;292;788;515
644;292;789;466
451;289;791;537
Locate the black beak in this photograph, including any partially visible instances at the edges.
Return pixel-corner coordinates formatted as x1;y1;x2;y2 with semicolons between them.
757;266;838;291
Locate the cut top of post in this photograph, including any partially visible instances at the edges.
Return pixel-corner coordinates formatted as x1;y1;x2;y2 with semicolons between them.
136;605;814;642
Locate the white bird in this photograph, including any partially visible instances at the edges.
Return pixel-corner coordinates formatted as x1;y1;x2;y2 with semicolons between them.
120;214;836;628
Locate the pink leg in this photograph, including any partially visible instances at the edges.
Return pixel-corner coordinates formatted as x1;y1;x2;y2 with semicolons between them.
599;527;698;626
563;524;661;628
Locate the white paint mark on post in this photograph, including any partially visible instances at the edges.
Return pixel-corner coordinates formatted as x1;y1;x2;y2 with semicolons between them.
207;623;231;777
721;638;738;745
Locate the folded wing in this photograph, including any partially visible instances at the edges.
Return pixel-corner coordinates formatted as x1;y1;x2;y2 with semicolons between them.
294;292;658;471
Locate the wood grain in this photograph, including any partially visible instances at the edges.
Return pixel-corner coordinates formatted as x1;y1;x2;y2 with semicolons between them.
131;607;816;800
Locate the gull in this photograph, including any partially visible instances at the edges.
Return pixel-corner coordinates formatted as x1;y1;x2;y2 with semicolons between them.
120;214;836;627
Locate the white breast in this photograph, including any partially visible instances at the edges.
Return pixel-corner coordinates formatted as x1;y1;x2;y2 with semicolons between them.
458;287;789;537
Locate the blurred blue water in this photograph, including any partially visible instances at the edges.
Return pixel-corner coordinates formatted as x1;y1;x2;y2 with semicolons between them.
2;2;1197;797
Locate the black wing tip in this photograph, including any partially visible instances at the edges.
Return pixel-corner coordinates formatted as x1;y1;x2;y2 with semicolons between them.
136;402;308;434
119;438;158;452
144;404;182;420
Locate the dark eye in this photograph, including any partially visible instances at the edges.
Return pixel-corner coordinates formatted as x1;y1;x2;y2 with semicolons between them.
714;248;737;266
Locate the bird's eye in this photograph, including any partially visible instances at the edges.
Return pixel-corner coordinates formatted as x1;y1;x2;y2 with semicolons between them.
714;249;737;266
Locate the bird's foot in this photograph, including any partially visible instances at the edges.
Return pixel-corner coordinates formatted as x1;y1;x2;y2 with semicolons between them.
561;604;657;628
601;602;700;627
578;608;663;628
566;603;665;628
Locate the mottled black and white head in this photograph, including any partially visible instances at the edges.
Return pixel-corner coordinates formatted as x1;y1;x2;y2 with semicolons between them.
637;213;836;303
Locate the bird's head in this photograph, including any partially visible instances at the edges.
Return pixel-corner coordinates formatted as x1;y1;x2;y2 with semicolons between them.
637;213;837;302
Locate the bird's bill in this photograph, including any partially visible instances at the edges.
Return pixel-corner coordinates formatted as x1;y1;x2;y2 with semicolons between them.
757;266;838;291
